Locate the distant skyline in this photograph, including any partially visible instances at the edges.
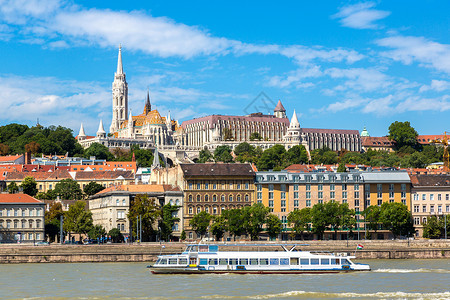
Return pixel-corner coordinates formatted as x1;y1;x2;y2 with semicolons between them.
0;0;449;137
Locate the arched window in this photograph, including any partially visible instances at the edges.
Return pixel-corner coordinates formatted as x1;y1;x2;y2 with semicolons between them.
229;195;233;202
213;195;217;202
196;195;201;202
205;207;210;213
221;195;225;202
197;207;201;214
205;195;209;202
188;195;193;202
237;195;241;202
188;207;193;214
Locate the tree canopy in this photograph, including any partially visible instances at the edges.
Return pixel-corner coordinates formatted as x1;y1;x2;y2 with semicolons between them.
189;211;212;238
388;121;419;150
127;194;160;242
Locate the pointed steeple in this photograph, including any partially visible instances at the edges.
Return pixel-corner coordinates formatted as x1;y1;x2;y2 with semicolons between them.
152;147;161;169
274;100;287;118
116;44;123;75
289;110;300;129
97;119;106;137
144;88;151;114
128;110;133;125
78;123;86;138
274;100;286;112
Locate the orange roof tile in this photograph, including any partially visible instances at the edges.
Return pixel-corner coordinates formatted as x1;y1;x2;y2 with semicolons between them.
0;155;23;162
0;193;43;204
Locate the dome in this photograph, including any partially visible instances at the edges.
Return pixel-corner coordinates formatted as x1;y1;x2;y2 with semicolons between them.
361;126;370;137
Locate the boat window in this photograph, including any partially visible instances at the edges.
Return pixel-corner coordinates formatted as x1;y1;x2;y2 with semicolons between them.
199;258;208;265
219;258;228;265
250;259;258;265
270;258;279;265
260;259;269;265
331;259;339;265
185;246;191;252
280;258;289;265
169;258;178;265
300;259;309;265
229;258;239;265
311;259;319;265
341;259;351;265
208;258;218;265
199;245;208;252
191;246;198;252
290;258;299;265
239;258;248;265
160;259;167;265
179;258;188;265
321;259;330;265
156;259;161;264
209;245;219;252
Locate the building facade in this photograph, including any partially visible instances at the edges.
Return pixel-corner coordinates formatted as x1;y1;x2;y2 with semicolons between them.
0;193;45;243
89;184;183;240
410;174;450;237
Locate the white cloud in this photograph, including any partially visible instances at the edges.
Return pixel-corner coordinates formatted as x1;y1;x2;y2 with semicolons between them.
395;96;450;112
325;67;391;92
361;95;394;114
332;2;391;29
326;98;364;112
268;66;322;88
419;80;450;93
376;35;450;74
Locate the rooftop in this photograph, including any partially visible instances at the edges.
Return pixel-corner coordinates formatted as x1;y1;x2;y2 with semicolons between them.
180;163;255;176
0;193;43;204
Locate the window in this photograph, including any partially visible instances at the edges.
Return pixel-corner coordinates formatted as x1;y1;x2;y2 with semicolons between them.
250;258;258;265
446;205;450;212
438;205;442;213
342;191;347;199
354;191;360;199
213;183;217;189
342;184;347;191
237;195;241;201
294;184;299;191
122;199;126;206
205;195;209;202
311;259;319;265
188;183;192;189
221;195;225;202
321;259;330;265
306;192;311;199
306;200;311;207
354;184;359;191
330;184;335;191
257;192;262;200
354;199;360;207
389;191;394;199
270;258;279;265
269;192;274;200
377;199;382;206
239;258;249;265
205;183;209;189
401;192;406;198
197;183;201;190
414;205;419;212
294;200;299;207
213;207;218;214
269;200;274;207
281;192;286;200
422;205;426;212
281;200;286;207
229;183;233;189
188;195;193;202
205;206;210;213
318;192;323;199
447;194;449;201
330;191;335;199
229;195;233;202
257;184;262;191
300;259;309;265
319;199;324;204
438;194;442;201
294;192;299;199
414;217;420;225
413;194;419;201
430;205;435;213
260;259;269;265
14;209;17;217
116;199;120;206
318;184;323;191
268;184;274;191
245;194;249;202
422;194;426;201
306;184;311;191
117;211;125;219
188;207;193;214
389;184;394;192
401;184;406;191
213;195;217;202
197;207;201;214
197;195;201;202
430;194;434;201
229;258;238;265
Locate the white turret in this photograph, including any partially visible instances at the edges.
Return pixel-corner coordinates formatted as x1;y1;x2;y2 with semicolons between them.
167;110;172;132
97;119;106;138
78;123;86;140
289;110;300;129
283;110;301;143
128;110;134;138
110;44;128;133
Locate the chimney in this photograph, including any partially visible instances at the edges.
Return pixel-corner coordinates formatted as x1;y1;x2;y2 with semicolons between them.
24;152;32;164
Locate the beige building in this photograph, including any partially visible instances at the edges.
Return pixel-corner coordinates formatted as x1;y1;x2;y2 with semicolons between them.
410;175;450;237
89;184;183;240
0;193;45;243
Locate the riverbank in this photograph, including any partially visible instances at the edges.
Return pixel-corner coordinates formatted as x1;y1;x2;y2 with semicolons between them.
1;240;449;263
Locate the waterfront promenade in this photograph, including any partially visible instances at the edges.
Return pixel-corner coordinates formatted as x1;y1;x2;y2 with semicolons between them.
1;240;450;263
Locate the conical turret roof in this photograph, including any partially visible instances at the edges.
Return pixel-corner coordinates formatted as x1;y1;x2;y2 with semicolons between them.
78;123;86;137
97;119;106;135
290;110;300;128
116;44;123;74
274;100;286;112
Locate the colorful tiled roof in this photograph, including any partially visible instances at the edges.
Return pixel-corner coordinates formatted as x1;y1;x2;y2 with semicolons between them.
5;169;72;181
0;193;43;204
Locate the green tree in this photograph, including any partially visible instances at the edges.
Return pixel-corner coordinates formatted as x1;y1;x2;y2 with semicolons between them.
287;208;311;240
7;182;19;194
338;203;356;236
83;181;105;196
285;145;308;165
379;202;414;238
189;211;212;239
223;208;246;240
364;205;381;237
64;200;93;241
257;144;286;171
324;201;341;239
243;203;269;240
84;142;114;160
337;163;346;172
54;179;84;200
234;142;253;156
311;147;338;165
21;176;38;197
89;225;106;240
266;214;282;240
108;228;123;243
180;230;186;241
45;202;64;242
388;121;419;150
250;132;262;141
160;204;180;241
127;194;160;242
198;148;213;163
214;146;233;163
0;143;10;155
210;215;227;241
311;202;329;239
406;152;429;168
423;216;442;239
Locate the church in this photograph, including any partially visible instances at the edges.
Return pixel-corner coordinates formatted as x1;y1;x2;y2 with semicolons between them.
77;46;361;157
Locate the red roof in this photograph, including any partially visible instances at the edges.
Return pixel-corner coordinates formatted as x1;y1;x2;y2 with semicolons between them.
417;135;447;145
361;136;395;147
0;155;23;162
274;100;286;112
0;193;43;204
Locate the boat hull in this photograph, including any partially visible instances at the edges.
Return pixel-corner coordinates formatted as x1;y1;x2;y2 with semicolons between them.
149;267;368;275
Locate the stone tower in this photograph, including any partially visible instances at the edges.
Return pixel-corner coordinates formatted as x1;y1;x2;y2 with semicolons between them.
274;100;287;118
110;45;128;133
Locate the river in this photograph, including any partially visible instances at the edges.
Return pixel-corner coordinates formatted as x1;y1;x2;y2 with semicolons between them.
0;260;449;299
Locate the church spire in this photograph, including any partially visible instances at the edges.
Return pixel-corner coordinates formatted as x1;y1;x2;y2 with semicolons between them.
78;123;86;138
152;146;161;169
116;44;123;75
144;88;151;114
97;119;106;138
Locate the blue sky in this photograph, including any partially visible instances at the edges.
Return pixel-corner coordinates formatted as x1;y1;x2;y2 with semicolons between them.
0;1;449;137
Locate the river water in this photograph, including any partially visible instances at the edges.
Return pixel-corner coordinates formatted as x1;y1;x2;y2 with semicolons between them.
0;260;449;299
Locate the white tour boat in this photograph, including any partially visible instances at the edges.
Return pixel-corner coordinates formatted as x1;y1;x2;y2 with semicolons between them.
149;244;370;274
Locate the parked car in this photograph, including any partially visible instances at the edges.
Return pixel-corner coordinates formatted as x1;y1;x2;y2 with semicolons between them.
36;241;49;246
